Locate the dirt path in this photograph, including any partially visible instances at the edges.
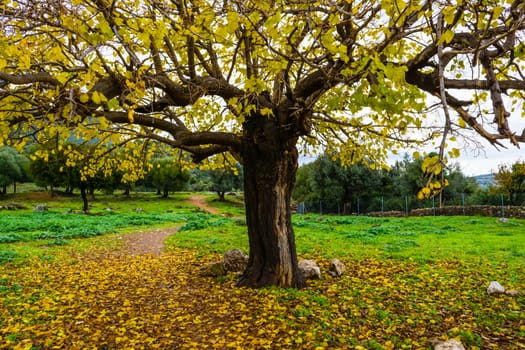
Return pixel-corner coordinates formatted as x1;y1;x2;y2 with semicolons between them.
186;194;220;214
123;227;179;255
121;195;219;255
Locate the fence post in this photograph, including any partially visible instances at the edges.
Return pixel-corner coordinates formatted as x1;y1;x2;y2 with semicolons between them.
381;196;384;214
405;196;409;216
432;196;435;216
357;197;360;216
298;202;305;215
320;201;323;215
462;193;465;215
500;194;505;218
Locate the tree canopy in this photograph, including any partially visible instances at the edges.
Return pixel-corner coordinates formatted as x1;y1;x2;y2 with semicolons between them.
2;1;524;166
146;156;189;197
493;160;525;205
0;146;29;193
1;0;525;287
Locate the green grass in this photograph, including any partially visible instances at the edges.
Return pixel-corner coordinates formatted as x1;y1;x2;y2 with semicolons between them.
0;191;206;263
2;191;524;276
1;192;524;348
169;214;525;286
207;193;246;217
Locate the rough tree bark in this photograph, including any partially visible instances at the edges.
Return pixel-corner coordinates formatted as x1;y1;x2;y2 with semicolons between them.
238;115;306;288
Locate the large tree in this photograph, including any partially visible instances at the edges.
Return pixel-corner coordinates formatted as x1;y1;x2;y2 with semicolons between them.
493;160;525;205
0;146;28;194
1;0;525;287
147;156;189;198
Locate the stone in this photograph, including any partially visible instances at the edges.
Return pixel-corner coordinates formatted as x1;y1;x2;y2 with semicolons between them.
505;289;520;296
223;249;248;272
2;203;27;210
33;204;48;212
432;339;465;350
200;262;226;277
298;259;321;279
487;281;506;294
497;217;508;223
329;258;346;277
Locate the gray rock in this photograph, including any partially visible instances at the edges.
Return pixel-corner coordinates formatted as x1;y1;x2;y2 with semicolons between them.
200;262;226;277
223;249;248;272
329;258;346;277
432;339;465;350
33;204;48;212
298;259;321;279
487;281;506;294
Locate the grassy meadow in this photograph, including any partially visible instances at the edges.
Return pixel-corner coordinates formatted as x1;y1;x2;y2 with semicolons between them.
0;191;524;349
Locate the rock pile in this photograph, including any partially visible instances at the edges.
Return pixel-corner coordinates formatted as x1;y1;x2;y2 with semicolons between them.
200;251;347;281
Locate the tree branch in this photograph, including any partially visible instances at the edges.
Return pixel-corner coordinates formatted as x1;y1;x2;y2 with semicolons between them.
0;71;60;86
99;110;241;151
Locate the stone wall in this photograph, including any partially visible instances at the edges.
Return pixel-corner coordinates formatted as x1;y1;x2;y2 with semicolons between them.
367;205;525;218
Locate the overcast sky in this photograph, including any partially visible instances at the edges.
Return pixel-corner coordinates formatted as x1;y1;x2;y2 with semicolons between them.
452;141;524;176
300;137;525;177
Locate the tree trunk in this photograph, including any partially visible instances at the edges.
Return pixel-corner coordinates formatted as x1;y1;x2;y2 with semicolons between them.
238;116;305;289
80;185;89;212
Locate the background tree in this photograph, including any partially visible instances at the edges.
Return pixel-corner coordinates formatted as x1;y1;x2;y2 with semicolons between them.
147;157;189;198
205;164;243;200
1;1;525;287
0;146;29;194
493;161;525;205
29;146;68;194
30;142;145;210
294;154;477;213
440;164;480;206
309;155;385;214
292;162;317;205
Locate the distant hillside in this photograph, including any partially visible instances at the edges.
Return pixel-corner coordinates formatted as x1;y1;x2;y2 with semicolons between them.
473;173;495;189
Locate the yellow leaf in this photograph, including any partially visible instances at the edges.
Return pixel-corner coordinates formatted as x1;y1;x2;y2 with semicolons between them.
439;30;455;44
127;109;134;123
458;117;466;128
92;91;101;104
79;94;90;103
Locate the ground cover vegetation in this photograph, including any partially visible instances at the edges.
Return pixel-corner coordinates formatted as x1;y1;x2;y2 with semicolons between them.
0;194;524;349
2;0;525;287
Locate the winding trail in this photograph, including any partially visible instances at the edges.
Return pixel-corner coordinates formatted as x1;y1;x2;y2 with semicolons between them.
186;194;220;214
122;194;218;255
123;227;179;255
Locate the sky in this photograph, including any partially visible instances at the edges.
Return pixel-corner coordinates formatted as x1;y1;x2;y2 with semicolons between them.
388;135;525;177
436;111;525;176
299;136;525;177
451;141;524;176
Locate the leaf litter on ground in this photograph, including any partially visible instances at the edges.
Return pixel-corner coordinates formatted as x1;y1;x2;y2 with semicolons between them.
1;203;524;349
1;246;523;349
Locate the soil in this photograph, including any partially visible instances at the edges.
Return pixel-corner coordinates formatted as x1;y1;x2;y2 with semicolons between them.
123;227;179;255
122;195;218;255
186;194;220;214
